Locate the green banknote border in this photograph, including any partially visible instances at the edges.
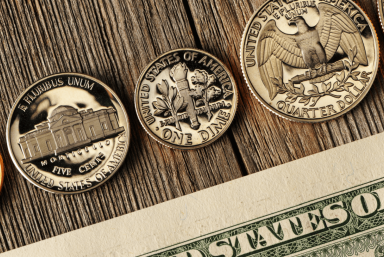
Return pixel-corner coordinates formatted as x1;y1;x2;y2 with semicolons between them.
296;227;384;256
142;177;384;257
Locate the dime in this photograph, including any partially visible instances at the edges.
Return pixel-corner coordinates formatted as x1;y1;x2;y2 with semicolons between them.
0;154;4;194
135;49;238;149
241;0;379;122
6;73;130;194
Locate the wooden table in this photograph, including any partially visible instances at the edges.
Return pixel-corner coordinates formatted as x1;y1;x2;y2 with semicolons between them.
0;0;382;252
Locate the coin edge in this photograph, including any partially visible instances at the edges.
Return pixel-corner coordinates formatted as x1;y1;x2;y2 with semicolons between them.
0;154;4;194
6;73;131;195
240;1;380;123
134;48;239;150
378;0;384;32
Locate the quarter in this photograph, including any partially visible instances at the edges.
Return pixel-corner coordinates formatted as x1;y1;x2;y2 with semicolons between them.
241;0;379;122
6;73;130;194
135;49;238;149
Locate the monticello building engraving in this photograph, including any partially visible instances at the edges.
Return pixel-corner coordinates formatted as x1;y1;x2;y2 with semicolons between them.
19;106;125;163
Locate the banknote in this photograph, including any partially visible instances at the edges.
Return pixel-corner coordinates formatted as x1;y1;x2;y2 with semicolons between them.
3;133;384;256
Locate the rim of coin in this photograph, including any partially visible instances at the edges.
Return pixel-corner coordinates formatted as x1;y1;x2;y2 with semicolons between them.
6;73;131;194
240;1;379;123
0;154;4;194
378;0;384;31
135;48;238;150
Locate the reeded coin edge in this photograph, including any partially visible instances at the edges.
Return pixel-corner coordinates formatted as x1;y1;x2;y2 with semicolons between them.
6;73;131;195
240;1;380;123
378;0;384;32
134;48;239;150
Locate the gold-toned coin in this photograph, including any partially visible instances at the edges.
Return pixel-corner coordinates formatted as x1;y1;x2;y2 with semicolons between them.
6;73;130;194
0;154;4;194
135;48;238;149
241;0;379;122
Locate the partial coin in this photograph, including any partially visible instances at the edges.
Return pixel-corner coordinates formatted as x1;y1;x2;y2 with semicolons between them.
0;154;4;194
6;73;130;194
378;0;384;32
135;48;238;149
241;0;379;122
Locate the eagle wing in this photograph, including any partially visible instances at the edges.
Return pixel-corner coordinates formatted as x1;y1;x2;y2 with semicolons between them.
316;3;368;65
257;20;306;100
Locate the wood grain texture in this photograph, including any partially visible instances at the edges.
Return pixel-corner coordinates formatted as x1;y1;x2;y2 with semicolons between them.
0;0;243;252
0;0;382;253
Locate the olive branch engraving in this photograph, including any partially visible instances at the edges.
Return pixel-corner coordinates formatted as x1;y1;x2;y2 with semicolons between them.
152;80;187;131
272;46;371;107
153;69;224;131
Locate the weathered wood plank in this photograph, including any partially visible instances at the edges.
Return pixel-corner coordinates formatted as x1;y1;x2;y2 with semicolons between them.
187;0;384;173
0;0;243;252
0;0;383;253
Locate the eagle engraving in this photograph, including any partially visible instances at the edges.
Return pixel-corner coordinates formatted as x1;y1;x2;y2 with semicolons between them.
258;3;368;100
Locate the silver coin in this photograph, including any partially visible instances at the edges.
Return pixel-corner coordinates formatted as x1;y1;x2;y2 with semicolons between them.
6;73;130;194
378;0;384;32
240;0;379;122
135;48;238;149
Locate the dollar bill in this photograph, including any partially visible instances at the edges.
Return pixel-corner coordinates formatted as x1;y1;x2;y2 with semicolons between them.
3;134;384;257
